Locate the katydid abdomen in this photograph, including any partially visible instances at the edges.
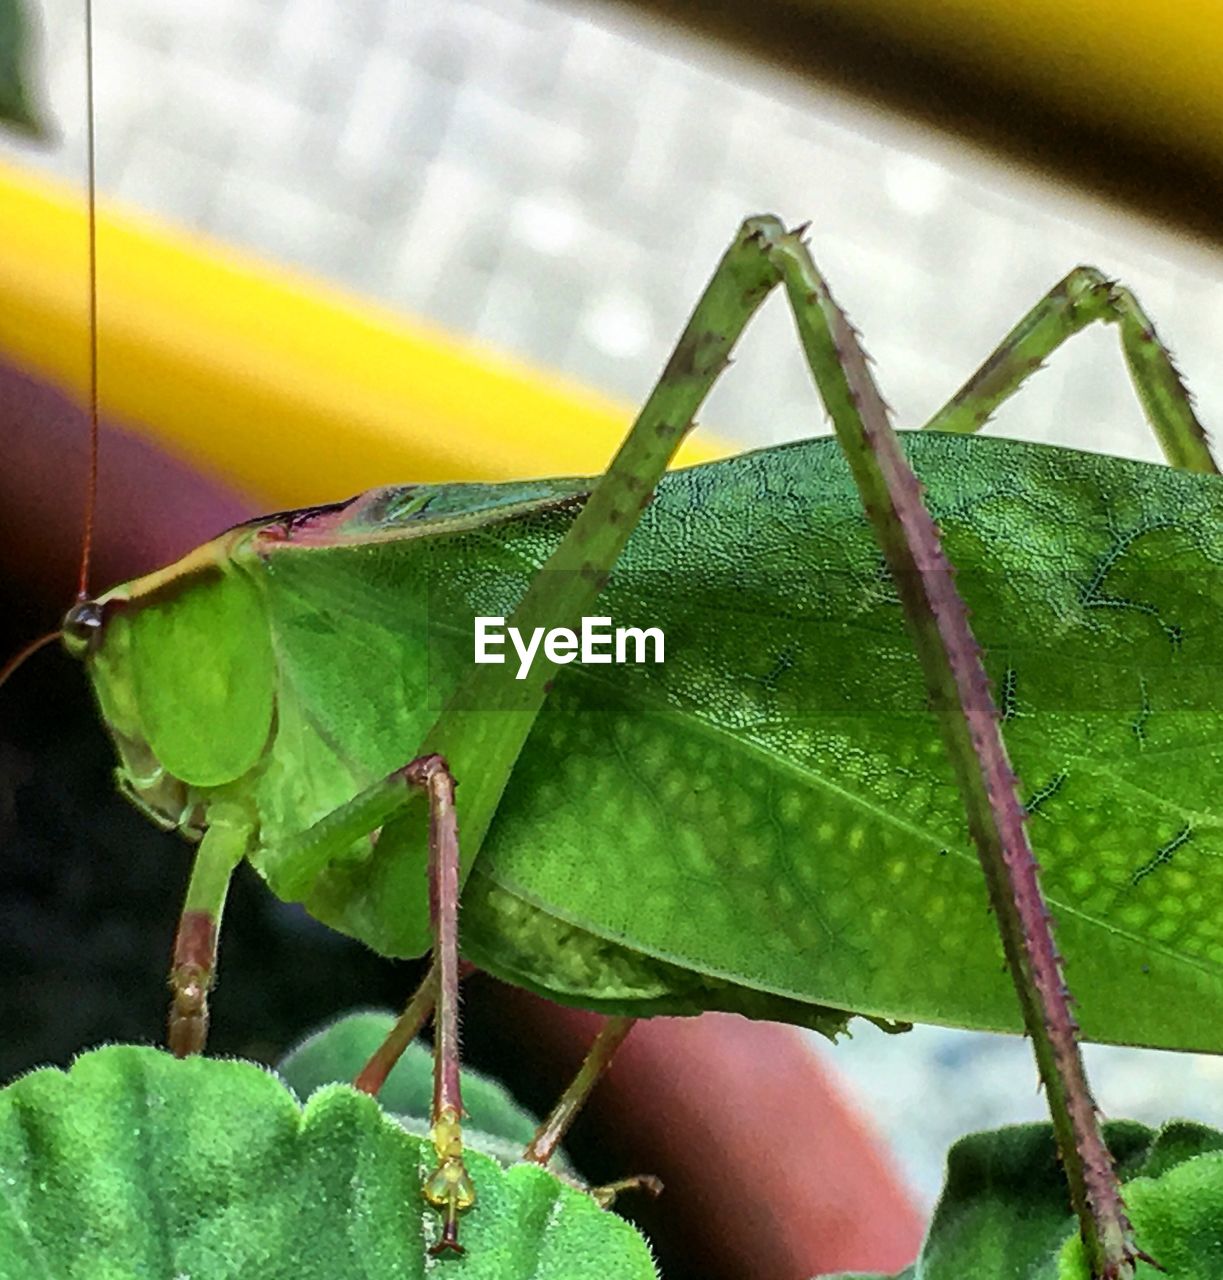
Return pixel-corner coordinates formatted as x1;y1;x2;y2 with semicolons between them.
79;431;1223;1051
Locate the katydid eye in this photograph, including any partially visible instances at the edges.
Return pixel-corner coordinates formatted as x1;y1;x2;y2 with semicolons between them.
62;600;104;659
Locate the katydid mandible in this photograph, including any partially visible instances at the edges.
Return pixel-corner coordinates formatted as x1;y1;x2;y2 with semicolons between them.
53;219;1222;1243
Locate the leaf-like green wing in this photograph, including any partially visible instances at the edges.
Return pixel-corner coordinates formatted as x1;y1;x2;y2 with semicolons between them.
454;436;1221;1049
245;434;1221;1049
95;433;1220;1048
0;1046;657;1280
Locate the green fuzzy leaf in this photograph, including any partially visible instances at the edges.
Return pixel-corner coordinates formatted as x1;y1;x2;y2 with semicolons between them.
277;1010;541;1149
1057;1150;1223;1278
914;1121;1154;1278
0;0;46;136
0;1045;657;1280
814;1120;1223;1280
1128;1120;1223;1181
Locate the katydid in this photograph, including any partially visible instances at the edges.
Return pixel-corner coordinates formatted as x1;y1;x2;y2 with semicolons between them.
40;215;1223;1256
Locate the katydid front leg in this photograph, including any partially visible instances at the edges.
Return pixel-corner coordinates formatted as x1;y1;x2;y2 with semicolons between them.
924;266;1219;473
167;804;251;1056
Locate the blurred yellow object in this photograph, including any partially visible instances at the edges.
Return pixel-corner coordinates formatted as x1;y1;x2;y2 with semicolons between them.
634;0;1223;241
0;160;728;508
808;0;1223;168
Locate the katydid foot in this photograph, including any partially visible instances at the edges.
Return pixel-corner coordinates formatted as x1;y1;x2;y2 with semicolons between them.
423;1106;477;1255
588;1174;664;1210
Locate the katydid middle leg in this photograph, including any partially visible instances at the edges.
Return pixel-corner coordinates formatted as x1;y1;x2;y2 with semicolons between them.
522;1018;662;1210
923;267;1219;474
238;753;475;1247
353;961;439;1096
171;218;811;1226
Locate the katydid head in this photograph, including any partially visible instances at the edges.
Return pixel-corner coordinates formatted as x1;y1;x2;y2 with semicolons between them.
58;533;277;829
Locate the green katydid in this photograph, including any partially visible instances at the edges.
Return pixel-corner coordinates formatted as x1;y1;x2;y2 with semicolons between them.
44;212;1223;1256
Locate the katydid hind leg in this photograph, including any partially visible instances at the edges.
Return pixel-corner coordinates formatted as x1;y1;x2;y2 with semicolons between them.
765;228;1143;1277
523;1015;637;1168
923;266;1219;474
398;216;793;896
353;960;439;1096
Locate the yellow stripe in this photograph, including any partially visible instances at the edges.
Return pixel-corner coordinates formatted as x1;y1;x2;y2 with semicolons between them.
0;160;729;507
803;0;1223;169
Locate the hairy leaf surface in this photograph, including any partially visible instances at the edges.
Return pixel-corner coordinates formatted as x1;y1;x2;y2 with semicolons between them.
817;1120;1223;1279
0;1046;656;1280
278;1010;541;1150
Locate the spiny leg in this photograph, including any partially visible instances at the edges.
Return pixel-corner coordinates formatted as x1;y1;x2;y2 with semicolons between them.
395;219;789;883
408;754;475;1256
260;753;475;1247
171;742;445;1057
758;224;1144;1278
590;214;1147;1274
328;223;813;1237
523;1016;636;1167
522;1017;661;1209
354;959;477;1097
923;265;1219;474
168;806;251;1056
